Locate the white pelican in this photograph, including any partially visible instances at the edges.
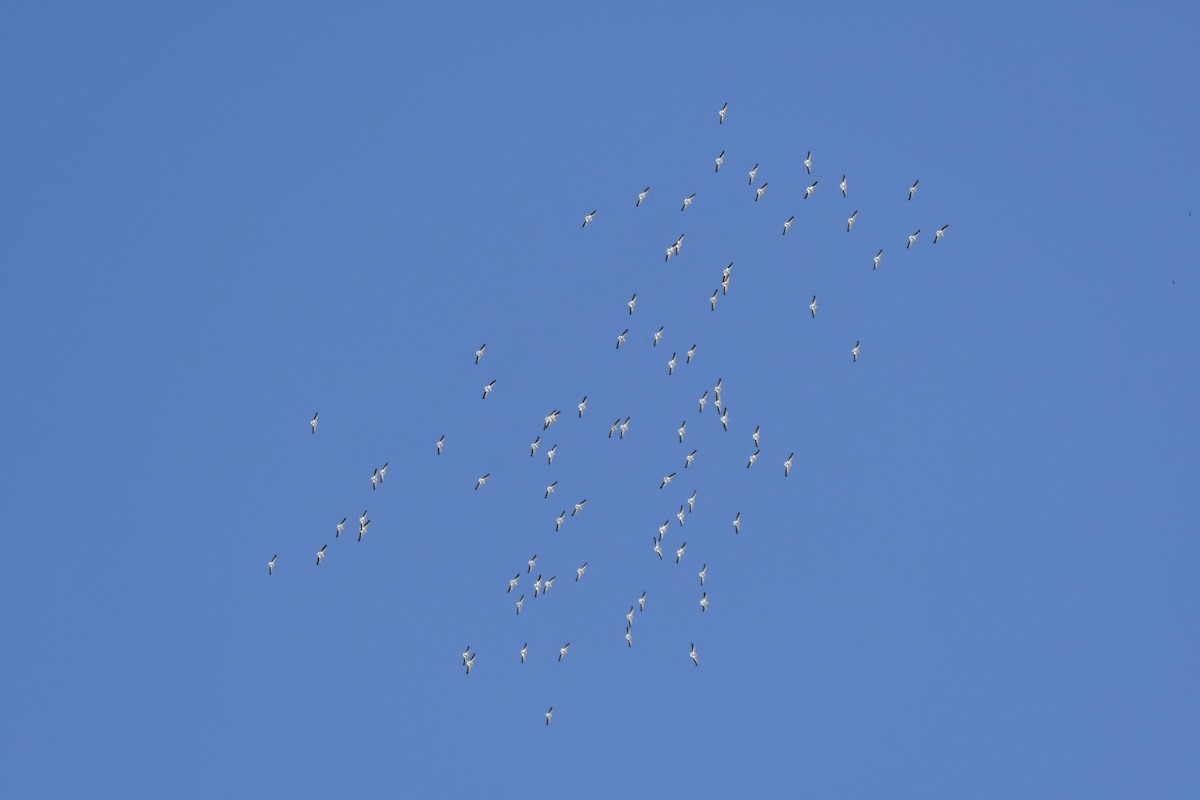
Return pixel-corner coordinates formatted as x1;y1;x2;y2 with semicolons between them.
465;653;475;675
698;391;708;413
660;472;677;489
847;209;858;232
626;606;635;627
840;174;847;197
747;450;760;468
677;506;686;526
545;706;553;725
545;481;557;498
804;151;813;174
687;344;696;363
628;294;637;315
547;444;557;465
688;490;697;512
475;473;490;490
437;435;445;455
908;180;919;201
700;592;709;612
783;215;795;235
699;563;707;585
626;628;633;648
359;509;368;528
639;591;646;611
722;273;730;295
616;329;628;349
804;181;818;199
475;343;486;364
336;517;346;538
620;417;631;438
748;163;759;185
559;642;571;661
609;418;620;438
637;187;650;207
516;594;524;614
577;396;587;417
268;554;276;575
934;224;949;244
371;468;379;490
753;425;761;447
380;462;388;482
685;449;697;468
482;380;496;399
720;407;730;431
710;289;718;310
544;575;556;593
653;326;664;347
733;511;741;534
810;295;818;318
676;542;687;563
463;646;472;665
572;499;587;516
852;340;861;362
508;573;520;593
785;452;794;477
755;182;768;202
530;436;541;457
310;412;318;434
528;554;537;573
873;249;883;270
715;150;725;172
659;519;670;538
543;410;560;430
654;538;664;559
556;511;566;531
907;229;920;249
521;643;528;663
690;643;699;666
681;193;696;212
668;352;677;375
316;545;327;566
358;519;370;542
582;210;596;227
534;575;542;597
678;420;687;442
719;102;728;124
672;233;684;256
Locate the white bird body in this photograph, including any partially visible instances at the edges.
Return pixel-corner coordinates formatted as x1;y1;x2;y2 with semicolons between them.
653;326;664;347
316;545;327;566
715;150;725;172
475;343;487;364
747;450;760;468
804;151;813;174
785;453;794;477
582;210;597;227
681;193;696;212
268;554;276;575
873;249;883;270
628;294;637;315
691;643;699;666
547;444;557;465
668;353;677;375
556;511;566;531
559;643;571;661
661;472;677;489
687;344;696;364
908;180;919;201
685;449;697;468
840;175;847;197
310;413;318;434
482;380;496;399
437;435;445;455
907;229;921;249
676;542;687;563
616;329;628;349
783;215;794;235
733;512;741;534
934;224;949;244
748;163;759;185
700;592;709;612
578;396;588;417
530;436;541;457
810;295;818;318
852;340;861;362
755;182;768;202
719;102;728;124
637;187;650;207
476;473;490;490
699;563;707;585
804;181;818;200
847;210;858;232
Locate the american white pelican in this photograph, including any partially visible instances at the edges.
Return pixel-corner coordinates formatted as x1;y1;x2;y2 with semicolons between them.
465;653;475;675
720;407;730;431
699;563;707;585
639;591;646;611
310;412;318;434
804;151;813;174
528;554;537;573
637;187;650;207
715;150;725;172
545;481;557;498
653;326;664;347
908;180;919;201
753;425;761;447
748;163;759;185
676;542;687;563
810;295;818;318
687;344;696;363
543;410;561;430
437;435;444;455
690;642;698;666
804;181;818;199
628;294;637;315
719;102;728;124
733;511;741;534
677;506;686;526
783;215;795;235
626;627;633;648
475;343;486;364
654;538;664;559
559;642;571;661
747;450;760;468
840;174;847;197
534;575;542;597
463;646;472;665
556;511;566;531
508;573;520;593
521;643;528;663
660;472;677;489
907;229;920;249
873;249;883;270
710;289;718;310
582;210;596;227
678;420;687;442
681;193;696;212
336;518;346;538
316;545;327;566
609;418;620;438
698;391;707;413
616;329;628;349
852;340;861;362
620;417;631;438
847;209;858;232
755;182;768;201
668;353;677;375
371;468;379;490
475;473;490;490
544;575;556;593
268;554;276;575
482;380;496;399
578;396;587;417
546;444;557;465
545;706;553;725
572;499;587;516
530;436;541;457
785;452;794;477
687;490;697;512
700;592;709;612
516;594;524;615
659;519;670;538
685;449;697;468
934;224;949;244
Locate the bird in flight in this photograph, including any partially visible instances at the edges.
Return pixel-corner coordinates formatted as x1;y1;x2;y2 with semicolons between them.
577;396;587;417
546;444;558;465
626;606;635;627
545;481;558;498
380;463;388;482
840;175;847;197
268;554;276;576
626;627;633;648
934;224;949;244
654;538;664;560
710;289;718;311
687;344;697;363
715;150;725;172
628;294;637;315
556;511;566;531
482;380;496;399
676;542;687;563
783;215;795;235
463;646;472;666
357;517;370;542
573;499;588;516
748;163;759;185
908;180;920;201
660;472;677;489
609;418;620;438
873;249;883;270
784;453;794;477
559;642;571;661
810;295;818;318
852;341;861;362
475;343;487;364
719;102;728;124
527;554;537;573
636;187;650;207
804;181;818;200
907;229;921;249
720;407;730;432
732;512;741;534
530;435;541;457
545;706;553;725
755;182;768;202
690;643;699;666
678;420;687;442
847;210;858;232
543;411;560;430
668;352;677;375
747;450;761;469
371;468;379;491
698;391;708;413
804;151;813;174
516;594;525;615
544;575;556;594
700;592;709;612
659;519;670;538
316;545;327;566
753;425;761;448
336;518;346;538
465;653;476;675
310;412;318;434
533;575;543;597
699;563;707;585
521;643;528;663
639;592;647;612
685;449;697;468
687;490;697;513
677;506;686;526
582;210;597;227
616;329;628;349
620;417;631;439
681;193;697;212
653;327;664;347
475;473;490;490
508;573;520;593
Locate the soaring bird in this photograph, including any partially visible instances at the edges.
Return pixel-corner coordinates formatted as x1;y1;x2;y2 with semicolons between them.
847;210;858;232
678;420;687;442
534;575;543;597
660;472;677;490
653;326;664;347
720;407;730;432
475;343;487;364
543;410;561;430
747;450;761;468
690;643;699;666
482;380;496;399
654;538;664;560
755;182;768;202
546;444;557;465
783;215;795;235
316;545;327;566
873;249;883;270
609;418;620;438
639;592;647;611
676;542;687;563
556;511;566;531
625;627;633;648
616;329;628;349
626;606;635;627
840;174;847;197
732;511;741;534
804;151;813;174
336;517;346;538
528;554;537;573
688;490;697;513
310;413;318;434
721;273;730;295
700;592;709;612
784;453;794;477
715;150;725;172
380;462;388;482
668;353;677;375
907;229;921;249
508;573;520;593
659;519;670;538
371;468;379;491
516;595;524;615
636;187;650;207
358;518;370;542
681;193;697;212
934;224;949;244
753;425;761;448
465;653;475;675
908;180;919;201
578;396;588;417
710;289;719;311
677;506;686;526
582;210;597;227
268;554;276;576
544;576;556;593
530;436;541;457
545;481;558;498
699;563;707;585
626;292;638;316
545;706;553;725
572;499;587;516
672;233;684;257
748;163;759;185
521;643;528;663
698;391;708;413
685;449;697;468
719;102;728;124
686;344;697;363
804;181;818;199
852;341;861;362
559;642;571;661
475;473;490;490
810;295;818;318
359;509;369;528
436;435;445;455
463;646;472;665
620;417;631;439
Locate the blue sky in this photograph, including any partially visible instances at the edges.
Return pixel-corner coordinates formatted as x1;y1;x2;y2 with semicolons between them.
3;2;1198;797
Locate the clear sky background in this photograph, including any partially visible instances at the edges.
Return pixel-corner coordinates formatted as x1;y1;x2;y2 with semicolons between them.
3;2;1198;797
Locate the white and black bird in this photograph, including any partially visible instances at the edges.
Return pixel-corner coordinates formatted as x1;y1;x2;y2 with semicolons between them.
755;182;768;202
804;151;813;174
685;449;697;468
359;509;368;528
508;573;520;593
934;224;949;244
753;425;761;448
687;490;697;513
686;344;697;364
747;450;761;468
310;412;318;434
907;229;921;249
719;102;728;124
556;511;566;531
475;343;487;364
559;642;571;661
545;481;558;498
530;436;541;457
672;233;684;256
380;462;388;482
654;538;664;560
873;249;883;270
710;289;719;311
482;380;496;399
908;180;919;201
582;210;597;227
625;627;633;648
810;295;818;318
639;592;646;611
336;517;347;538
804;181;818;199
528;554;537;573
677;506;686;526
371;468;379;490
577;396;588;417
660;472;677;489
616;329;628;349
463;646;472;665
475;473;490;490
316;545;327;566
628;294;637;315
521;643;528;663
545;706;553;725
732;512;741;534
533;575;542;597
653;326;664;347
676;542;687;563
784;453;794;477
678;420;687;442
852;340;861;362
268;554;277;575
748;163;759;185
847;209;858;232
715;150;725;172
358;518;370;542
465;653;475;675
620;417;631;438
543;410;561;430
720;407;730;432
698;391;708;413
690;643;699;666
840;174;848;197
609;418;620;438
547;444;558;465
681;193;697;212
668;352;677;375
437;435;445;455
573;499;587;516
544;576;556;593
699;563;707;585
637;187;650;207
516;595;524;615
700;592;709;612
626;606;635;627
659;519;670;538
783;215;795;235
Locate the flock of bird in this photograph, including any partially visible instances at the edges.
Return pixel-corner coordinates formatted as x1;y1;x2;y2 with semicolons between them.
271;102;950;727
